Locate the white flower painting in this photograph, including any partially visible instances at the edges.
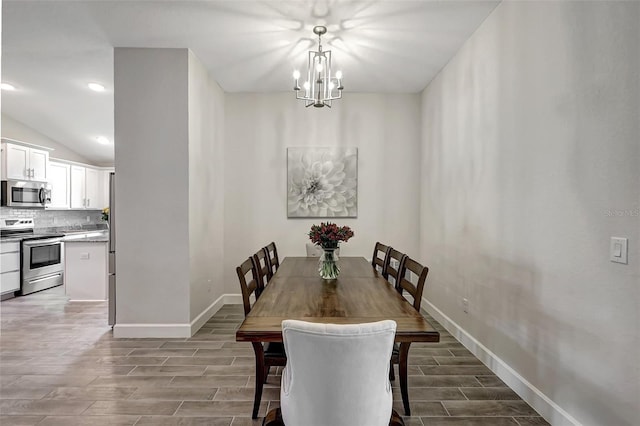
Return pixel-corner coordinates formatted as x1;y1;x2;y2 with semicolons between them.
287;147;358;218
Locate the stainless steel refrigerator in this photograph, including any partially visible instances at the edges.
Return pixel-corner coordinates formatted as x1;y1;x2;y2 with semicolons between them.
108;172;116;326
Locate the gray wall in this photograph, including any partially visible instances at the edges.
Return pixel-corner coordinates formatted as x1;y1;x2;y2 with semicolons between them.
419;2;639;425
114;48;191;328
223;93;422;295
2;114;93;164
187;51;225;323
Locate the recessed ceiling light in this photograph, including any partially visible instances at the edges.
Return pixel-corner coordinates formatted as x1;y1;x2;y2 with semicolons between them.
1;83;16;91
88;83;105;92
95;136;110;145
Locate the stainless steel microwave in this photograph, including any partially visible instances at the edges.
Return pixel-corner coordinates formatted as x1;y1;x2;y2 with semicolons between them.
1;180;52;208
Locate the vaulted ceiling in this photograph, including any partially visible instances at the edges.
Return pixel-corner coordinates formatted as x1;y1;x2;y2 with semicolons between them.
1;0;499;165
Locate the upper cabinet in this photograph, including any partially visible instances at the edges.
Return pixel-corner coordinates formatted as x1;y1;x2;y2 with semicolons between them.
1;141;50;182
69;164;109;210
48;161;71;209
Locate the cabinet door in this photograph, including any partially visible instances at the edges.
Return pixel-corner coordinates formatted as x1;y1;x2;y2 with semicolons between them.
5;143;30;180
99;169;113;210
49;161;71;209
29;148;49;182
85;167;99;209
70;165;86;209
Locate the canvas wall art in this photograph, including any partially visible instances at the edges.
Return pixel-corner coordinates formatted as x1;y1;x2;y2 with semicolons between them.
287;147;358;218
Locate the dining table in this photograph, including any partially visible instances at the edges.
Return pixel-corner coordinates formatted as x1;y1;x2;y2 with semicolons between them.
235;256;440;419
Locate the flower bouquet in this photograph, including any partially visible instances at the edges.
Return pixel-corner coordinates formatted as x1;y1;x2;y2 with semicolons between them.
309;222;354;279
102;207;110;222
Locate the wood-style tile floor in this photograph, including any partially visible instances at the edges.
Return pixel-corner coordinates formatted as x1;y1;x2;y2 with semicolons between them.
0;287;549;426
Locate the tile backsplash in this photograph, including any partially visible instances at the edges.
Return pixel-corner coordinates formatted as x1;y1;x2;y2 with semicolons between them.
0;207;104;230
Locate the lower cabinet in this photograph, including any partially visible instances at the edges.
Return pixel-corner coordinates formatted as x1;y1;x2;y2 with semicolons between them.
1;242;21;295
64;241;108;301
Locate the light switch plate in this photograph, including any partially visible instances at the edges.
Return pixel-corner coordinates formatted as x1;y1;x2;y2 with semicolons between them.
610;237;628;264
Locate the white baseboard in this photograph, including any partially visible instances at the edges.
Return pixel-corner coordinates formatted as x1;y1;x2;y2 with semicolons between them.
114;294;244;338
113;322;192;338
422;298;581;426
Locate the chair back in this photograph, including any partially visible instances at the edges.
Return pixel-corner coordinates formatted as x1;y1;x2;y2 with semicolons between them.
280;319;396;426
306;243;339;257
383;248;406;285
264;242;280;276
236;257;259;315
397;257;429;311
371;242;390;274
253;248;272;291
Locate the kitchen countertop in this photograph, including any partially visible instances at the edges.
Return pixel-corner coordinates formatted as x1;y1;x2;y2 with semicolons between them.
0;236;24;243
62;231;109;243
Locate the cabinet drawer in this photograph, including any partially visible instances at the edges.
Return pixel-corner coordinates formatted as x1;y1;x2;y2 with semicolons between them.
0;252;20;273
1;271;20;294
0;242;20;254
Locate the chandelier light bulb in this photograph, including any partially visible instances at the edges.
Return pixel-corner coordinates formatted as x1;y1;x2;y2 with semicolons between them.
335;70;343;80
329;82;335;90
303;81;310;90
316;62;323;72
293;70;300;80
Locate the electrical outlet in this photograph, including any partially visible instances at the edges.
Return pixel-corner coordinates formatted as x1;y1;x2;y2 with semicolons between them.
462;298;469;314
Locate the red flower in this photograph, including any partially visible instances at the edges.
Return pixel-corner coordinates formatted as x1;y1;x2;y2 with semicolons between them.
308;222;354;248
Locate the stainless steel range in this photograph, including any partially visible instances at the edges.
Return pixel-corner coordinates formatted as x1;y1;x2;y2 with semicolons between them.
0;218;64;295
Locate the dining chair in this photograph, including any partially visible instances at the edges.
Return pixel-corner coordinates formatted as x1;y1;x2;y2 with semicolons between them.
253;248;273;293
264;242;280;276
371;242;391;275
264;319;404;426
389;257;429;381
383;248;406;286
236;257;286;383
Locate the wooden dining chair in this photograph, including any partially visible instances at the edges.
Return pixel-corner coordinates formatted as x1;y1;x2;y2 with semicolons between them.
264;242;280;276
264;319;405;426
389;257;429;381
236;257;260;316
371;242;391;275
236;257;286;384
383;248;406;286
253;248;273;294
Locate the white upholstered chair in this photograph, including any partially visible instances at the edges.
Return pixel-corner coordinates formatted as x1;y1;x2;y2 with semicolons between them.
266;319;401;426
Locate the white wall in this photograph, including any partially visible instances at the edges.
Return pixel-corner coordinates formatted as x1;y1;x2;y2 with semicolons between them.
187;51;226;322
2;114;92;164
224;93;422;294
114;48;191;330
420;2;639;425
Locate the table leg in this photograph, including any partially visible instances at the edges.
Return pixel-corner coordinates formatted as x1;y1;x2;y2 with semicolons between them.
399;342;412;416
251;342;265;419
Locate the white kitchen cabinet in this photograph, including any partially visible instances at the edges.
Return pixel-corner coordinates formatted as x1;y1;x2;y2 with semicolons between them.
1;242;21;295
1;141;49;181
70;165;86;208
48;161;71;209
64;241;108;301
70;165;101;209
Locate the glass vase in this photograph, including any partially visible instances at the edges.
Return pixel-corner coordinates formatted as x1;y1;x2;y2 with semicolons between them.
318;247;340;280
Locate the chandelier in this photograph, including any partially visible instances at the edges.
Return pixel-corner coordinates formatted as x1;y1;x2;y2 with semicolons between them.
293;26;344;108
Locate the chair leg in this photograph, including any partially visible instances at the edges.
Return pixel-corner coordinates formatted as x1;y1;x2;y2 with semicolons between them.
389;409;405;426
263;407;284;426
389;360;395;381
264;366;270;383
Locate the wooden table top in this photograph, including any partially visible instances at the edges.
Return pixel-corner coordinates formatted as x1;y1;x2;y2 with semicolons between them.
236;257;440;343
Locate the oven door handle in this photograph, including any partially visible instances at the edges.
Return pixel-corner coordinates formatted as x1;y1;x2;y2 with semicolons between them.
23;238;63;247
